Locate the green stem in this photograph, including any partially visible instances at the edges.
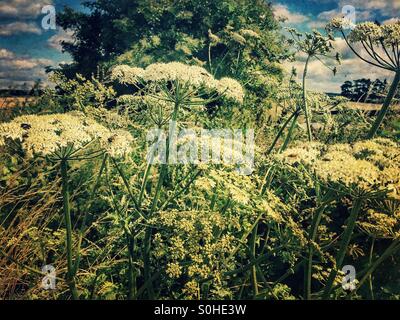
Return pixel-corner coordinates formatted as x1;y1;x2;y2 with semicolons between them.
111;158;143;217
302;55;313;142
142;227;154;299
305;191;333;300
367;70;400;138
143;91;181;299
280;111;300;152
138;162;152;206
368;237;375;300
354;239;400;294
73;154;108;275
250;223;259;297
127;235;137;300
60;159;79;300
322;197;363;299
267;108;300;155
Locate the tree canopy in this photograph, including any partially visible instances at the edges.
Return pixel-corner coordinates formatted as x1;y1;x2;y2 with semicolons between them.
57;0;287;80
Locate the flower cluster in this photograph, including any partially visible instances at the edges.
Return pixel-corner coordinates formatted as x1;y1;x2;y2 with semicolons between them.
111;62;244;103
0;112;133;158
276;138;400;195
239;29;261;39
381;21;400;45
118;94;174;113
358;208;400;239
348;22;383;43
194;168;307;246
110;65;145;85
325;17;355;31
286;28;337;58
327;18;400;46
150;209;238;299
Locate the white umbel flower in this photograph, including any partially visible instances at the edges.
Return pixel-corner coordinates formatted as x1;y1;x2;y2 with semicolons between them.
111;62;245;104
0;112;133;158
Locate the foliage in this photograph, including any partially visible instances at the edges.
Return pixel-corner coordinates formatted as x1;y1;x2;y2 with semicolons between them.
0;3;399;302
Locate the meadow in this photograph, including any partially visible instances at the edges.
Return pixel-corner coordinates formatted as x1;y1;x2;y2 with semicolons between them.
0;0;399;300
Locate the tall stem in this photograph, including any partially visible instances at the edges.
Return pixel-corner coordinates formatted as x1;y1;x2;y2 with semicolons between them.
73;154;108;275
267;108;300;155
280;111;300;152
355;239;400;293
250;224;259;297
304;190;333;300
127;235;137;299
143;93;181;299
368;70;400;138
368;237;375;300
322;197;363;299
60;159;79;300
302;55;313;142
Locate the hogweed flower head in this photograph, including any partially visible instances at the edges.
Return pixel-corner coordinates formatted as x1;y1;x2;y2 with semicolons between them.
276;138;400;197
359;208;400;240
239;29;261;39
326;18;400;72
111;62;245;104
0;112;133;160
348;22;383;43
326;17;355;31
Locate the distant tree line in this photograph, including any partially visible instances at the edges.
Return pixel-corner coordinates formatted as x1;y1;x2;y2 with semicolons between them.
340;78;400;103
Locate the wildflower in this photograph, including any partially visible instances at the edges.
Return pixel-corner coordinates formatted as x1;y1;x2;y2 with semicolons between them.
208;29;220;45
239;29;261;39
110;65;145;85
348;22;383;43
315;155;379;189
0;112;133;159
230;32;247;45
325;17;355;31
183;280;200;299
381;21;400;45
111;62;245;104
276;142;323;165
358;208;400;239
326;18;400;137
166;262;182;279
276;138;399;194
216;77;245;104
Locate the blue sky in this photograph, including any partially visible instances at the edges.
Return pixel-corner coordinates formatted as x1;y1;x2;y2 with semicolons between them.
0;0;398;92
0;0;81;89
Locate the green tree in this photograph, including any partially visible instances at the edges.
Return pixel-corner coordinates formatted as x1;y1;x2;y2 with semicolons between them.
57;0;287;80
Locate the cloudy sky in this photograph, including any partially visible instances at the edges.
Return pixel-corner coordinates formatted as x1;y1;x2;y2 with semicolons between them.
0;0;80;89
0;0;398;92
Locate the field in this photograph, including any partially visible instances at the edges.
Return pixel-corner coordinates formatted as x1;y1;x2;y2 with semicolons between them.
347;101;400;111
0;97;36;109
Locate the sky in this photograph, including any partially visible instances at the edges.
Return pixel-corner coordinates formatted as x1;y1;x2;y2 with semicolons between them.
0;0;399;92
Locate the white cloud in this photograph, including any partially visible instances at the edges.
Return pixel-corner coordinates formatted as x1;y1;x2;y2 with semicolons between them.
285;37;393;93
0;49;15;59
0;0;53;19
312;1;399;29
47;29;74;52
0;22;42;36
383;18;399;25
309;0;399;31
272;4;309;24
0;48;55;89
308;7;371;30
339;0;400;17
